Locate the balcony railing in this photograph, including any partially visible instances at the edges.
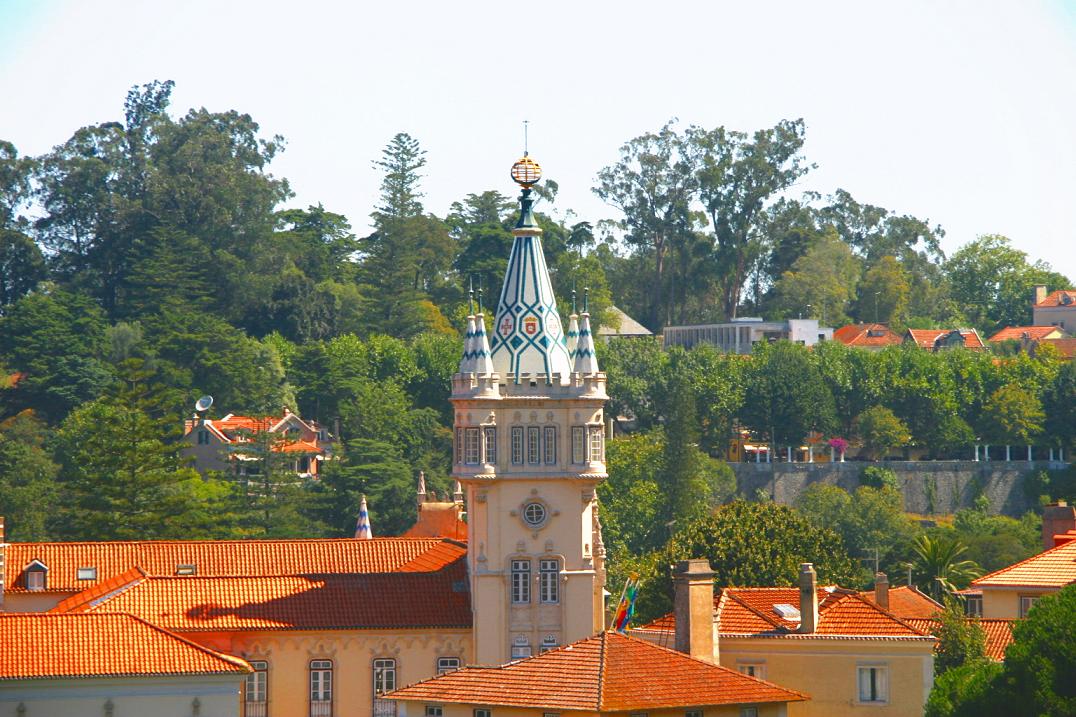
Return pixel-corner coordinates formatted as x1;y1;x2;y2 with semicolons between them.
244;702;267;717
310;700;332;717
373;697;397;717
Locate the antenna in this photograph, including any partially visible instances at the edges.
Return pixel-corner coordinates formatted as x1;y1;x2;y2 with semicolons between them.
194;395;214;413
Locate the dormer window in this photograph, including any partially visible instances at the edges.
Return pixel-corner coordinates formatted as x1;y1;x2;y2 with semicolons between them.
24;560;48;591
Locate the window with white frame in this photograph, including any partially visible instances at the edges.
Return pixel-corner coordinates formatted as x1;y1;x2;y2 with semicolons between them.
543;426;557;464
511;560;531;603
25;565;46;591
309;660;332;716
424;707;443;717
965;595;982;617
511;427;524;464
589;426;604;462
483;427;497;464
1019;595;1040;618
527;426;541;464
373;658;396;695
571;426;585;464
737;663;765;679
465;428;480;465
77;567;97;581
857;665;888;704
436;657;460;674
245;660;268;717
539;559;559;603
455;428;463;464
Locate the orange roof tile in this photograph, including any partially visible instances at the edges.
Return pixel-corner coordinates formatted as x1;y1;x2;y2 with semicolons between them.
904;617;1015;661
0;613;250;680
833;324;903;348
1034;289;1076;307
857;585;944;619
905;328;985;350
402;503;469;540
987;326;1064;343
1037;338;1076;359
388;632;805;711
971;539;1076;589
5;537;459;593
636;587;931;640
54;557;471;632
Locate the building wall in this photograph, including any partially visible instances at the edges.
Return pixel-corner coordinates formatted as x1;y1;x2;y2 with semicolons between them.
396;703;789;717
1033;306;1074;331
0;675;242;717
980;586;1055;619
0;592;70;612
718;638;933;717
185;628;472;717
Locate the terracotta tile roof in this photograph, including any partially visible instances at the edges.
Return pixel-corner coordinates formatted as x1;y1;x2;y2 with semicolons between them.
1037;338;1076;359
971;539;1076;589
53;557;472;632
832;323;903;348
987;326;1064;343
402;503;469;540
905;328;985;350
1034;289;1076;307
636;587;931;640
857;585;944;619
904;617;1015;661
0;613;250;680
5;537;459;593
388;631;805;711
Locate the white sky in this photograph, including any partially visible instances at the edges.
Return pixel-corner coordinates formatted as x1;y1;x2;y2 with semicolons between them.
1;0;1074;276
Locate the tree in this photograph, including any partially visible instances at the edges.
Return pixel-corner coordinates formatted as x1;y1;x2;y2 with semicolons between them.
853;406;912;460
633;500;860;622
979;384;1044;448
0;140;33;228
1000;584;1076;716
599;432;666;558
853;255;911;326
768;228;861;325
934;601;987;675
689;119;813;318
0;410;59;540
912;534;982;599
945;235;1073;332
593;122;699;328
0;230;46;311
372;133;425;221
315;438;421;536
1043;360;1076;451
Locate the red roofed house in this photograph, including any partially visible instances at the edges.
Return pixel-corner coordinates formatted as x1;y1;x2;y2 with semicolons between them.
903;328;985;351
182;407;333;478
832;323;903;350
632;563;936;717
0;613;250;716
986;325;1065;345
1032;285;1076;332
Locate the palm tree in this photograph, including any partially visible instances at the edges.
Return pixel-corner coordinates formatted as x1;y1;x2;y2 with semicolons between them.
912;534;982;600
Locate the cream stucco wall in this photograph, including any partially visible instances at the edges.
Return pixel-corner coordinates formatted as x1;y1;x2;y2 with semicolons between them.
718;637;933;717
184;628;472;717
0;592;69;612
0;675;242;717
980;586;1054;619
395;701;790;717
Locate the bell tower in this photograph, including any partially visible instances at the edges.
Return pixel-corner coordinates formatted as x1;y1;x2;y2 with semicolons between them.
453;152;608;665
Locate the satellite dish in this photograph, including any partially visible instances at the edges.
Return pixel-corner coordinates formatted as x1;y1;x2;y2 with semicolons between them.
194;395;214;413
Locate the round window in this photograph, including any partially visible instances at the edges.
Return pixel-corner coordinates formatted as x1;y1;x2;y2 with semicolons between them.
522;502;547;527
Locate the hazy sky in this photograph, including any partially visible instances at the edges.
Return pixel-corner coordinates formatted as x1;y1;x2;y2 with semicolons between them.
2;0;1074;275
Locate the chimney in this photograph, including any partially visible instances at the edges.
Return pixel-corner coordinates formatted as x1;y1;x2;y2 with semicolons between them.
798;563;818;634
0;516;6;607
673;559;716;663
1042;501;1076;550
1033;285;1048;305
874;572;889;611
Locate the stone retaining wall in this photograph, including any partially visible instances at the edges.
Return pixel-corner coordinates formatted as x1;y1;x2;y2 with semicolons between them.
729;460;1070;517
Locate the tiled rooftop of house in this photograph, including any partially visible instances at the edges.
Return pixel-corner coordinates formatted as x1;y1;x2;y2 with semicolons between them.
971;537;1076;589
51;557;472;632
832;323;903;348
904;617;1015;661
387;631;806;711
636;587;932;640
0;613;250;680
905;328;986;350
857;585;944;619
987;326;1063;343
5;536;462;593
1034;289;1076;307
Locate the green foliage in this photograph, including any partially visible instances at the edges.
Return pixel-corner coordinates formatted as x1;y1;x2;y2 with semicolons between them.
912;534;983;599
934;601;987;675
0;410;59;540
768;228;861;325
859;466;900;490
739;340;836;449
600;432;666;558
925;660;1004;717
979;384;1044;446
950;504;1040;574
853;406;911;459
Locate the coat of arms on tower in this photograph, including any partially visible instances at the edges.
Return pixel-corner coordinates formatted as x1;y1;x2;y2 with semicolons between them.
499;316;514;338
524;316;538;335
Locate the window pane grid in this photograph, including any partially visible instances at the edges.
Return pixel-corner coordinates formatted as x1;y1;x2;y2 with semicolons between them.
589;427;603;462
539;559;559;603
527;427;540;464
483;427;497;464
511;427;524;464
465;428;480;465
543;426;556;464
572;426;585;464
511;560;531;603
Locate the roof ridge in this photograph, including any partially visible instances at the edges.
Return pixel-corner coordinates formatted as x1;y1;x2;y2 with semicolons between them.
118;612;253;672
9;536;446;547
841;592;933;636
595;630;608;710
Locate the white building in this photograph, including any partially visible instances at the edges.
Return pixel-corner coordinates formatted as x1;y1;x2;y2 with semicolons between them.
663;317;834;353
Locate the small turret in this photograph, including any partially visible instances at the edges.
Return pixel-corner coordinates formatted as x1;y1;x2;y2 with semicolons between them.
566;288;580;360
573;289;599;375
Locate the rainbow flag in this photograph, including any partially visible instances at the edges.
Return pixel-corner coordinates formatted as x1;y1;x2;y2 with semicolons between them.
612;573;640;633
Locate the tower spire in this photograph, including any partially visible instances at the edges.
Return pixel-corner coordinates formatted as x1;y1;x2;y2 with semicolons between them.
567;285;580;361
573;286;599;375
